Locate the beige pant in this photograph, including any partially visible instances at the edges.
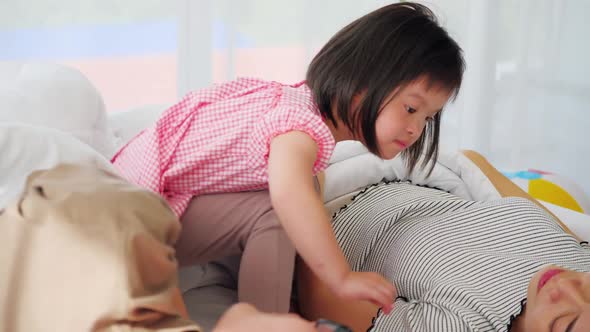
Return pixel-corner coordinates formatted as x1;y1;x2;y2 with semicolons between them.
0;164;201;332
175;179;320;314
176;190;296;314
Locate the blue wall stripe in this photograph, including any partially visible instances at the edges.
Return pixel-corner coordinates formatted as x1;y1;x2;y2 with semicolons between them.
0;19;255;60
0;20;176;60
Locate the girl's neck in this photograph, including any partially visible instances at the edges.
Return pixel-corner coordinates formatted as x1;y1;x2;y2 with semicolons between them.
322;113;356;143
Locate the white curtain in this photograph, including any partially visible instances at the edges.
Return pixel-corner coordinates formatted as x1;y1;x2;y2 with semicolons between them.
180;0;590;193
444;0;590;194
3;0;587;191
0;0;178;112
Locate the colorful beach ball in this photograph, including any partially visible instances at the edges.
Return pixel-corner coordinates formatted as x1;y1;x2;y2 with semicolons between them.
503;169;590;215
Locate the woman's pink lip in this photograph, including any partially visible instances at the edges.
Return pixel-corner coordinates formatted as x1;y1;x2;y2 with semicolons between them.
537;269;564;293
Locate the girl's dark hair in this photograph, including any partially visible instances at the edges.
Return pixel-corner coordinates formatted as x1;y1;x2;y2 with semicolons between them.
306;2;465;175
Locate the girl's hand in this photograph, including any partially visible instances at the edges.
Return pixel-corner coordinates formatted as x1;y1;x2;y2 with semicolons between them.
214;303;317;332
267;132;395;315
333;271;397;314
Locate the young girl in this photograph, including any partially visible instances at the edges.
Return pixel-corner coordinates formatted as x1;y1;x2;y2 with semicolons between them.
111;2;465;315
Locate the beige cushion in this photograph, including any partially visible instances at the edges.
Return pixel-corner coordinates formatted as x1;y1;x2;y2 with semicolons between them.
0;164;200;332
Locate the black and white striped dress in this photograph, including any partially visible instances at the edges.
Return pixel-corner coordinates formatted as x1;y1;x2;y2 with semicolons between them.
331;181;590;331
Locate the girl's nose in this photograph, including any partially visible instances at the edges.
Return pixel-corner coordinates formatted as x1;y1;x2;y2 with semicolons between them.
406;119;421;136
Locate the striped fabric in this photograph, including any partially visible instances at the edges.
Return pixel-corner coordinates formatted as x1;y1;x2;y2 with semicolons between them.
331;181;590;331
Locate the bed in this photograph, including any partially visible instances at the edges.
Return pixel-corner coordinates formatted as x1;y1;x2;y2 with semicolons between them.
1;61;589;331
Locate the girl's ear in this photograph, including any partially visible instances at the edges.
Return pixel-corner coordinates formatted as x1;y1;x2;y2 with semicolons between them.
347;92;365;135
350;93;364;113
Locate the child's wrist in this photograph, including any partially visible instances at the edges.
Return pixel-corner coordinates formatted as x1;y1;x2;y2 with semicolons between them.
328;261;351;286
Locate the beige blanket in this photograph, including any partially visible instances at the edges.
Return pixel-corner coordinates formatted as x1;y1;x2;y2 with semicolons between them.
0;164;201;332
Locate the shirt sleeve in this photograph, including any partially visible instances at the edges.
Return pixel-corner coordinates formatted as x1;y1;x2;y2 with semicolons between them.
249;106;336;175
369;298;475;332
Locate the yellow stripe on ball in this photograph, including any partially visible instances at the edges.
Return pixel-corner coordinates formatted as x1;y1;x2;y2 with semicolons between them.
529;179;584;213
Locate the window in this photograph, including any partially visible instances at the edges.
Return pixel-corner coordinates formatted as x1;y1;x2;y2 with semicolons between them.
0;0;177;112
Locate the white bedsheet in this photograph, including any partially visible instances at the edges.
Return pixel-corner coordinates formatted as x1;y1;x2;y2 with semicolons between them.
541;201;590;241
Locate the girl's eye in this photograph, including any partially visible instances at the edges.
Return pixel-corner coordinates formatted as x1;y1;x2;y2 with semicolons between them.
405;106;416;114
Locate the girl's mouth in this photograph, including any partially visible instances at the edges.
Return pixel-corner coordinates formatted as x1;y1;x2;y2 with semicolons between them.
394;140;407;149
537;269;564;293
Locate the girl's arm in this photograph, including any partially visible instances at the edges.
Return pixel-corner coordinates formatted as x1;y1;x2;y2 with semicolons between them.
295;169;378;332
268;131;395;310
268;131;348;285
213;303;316;332
296;256;379;332
461;150;579;239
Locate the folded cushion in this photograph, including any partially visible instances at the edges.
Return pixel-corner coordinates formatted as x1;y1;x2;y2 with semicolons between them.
0;163;200;331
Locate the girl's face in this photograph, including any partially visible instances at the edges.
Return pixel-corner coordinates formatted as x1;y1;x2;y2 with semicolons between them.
369;77;451;159
517;265;590;332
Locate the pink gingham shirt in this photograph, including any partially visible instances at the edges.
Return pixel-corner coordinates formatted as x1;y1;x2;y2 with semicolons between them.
111;78;336;217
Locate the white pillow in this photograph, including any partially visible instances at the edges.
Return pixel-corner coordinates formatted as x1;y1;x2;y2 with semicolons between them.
0;123;116;208
0;62;115;157
328;140;372;164
324;141;500;203
108;104;166;152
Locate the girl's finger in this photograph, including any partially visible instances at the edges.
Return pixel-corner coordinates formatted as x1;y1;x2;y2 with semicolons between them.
370;287;392;309
368;300;393;315
382;303;393;314
374;282;395;302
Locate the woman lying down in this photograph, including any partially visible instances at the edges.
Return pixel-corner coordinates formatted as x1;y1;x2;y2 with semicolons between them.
297;151;590;332
2;153;589;332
